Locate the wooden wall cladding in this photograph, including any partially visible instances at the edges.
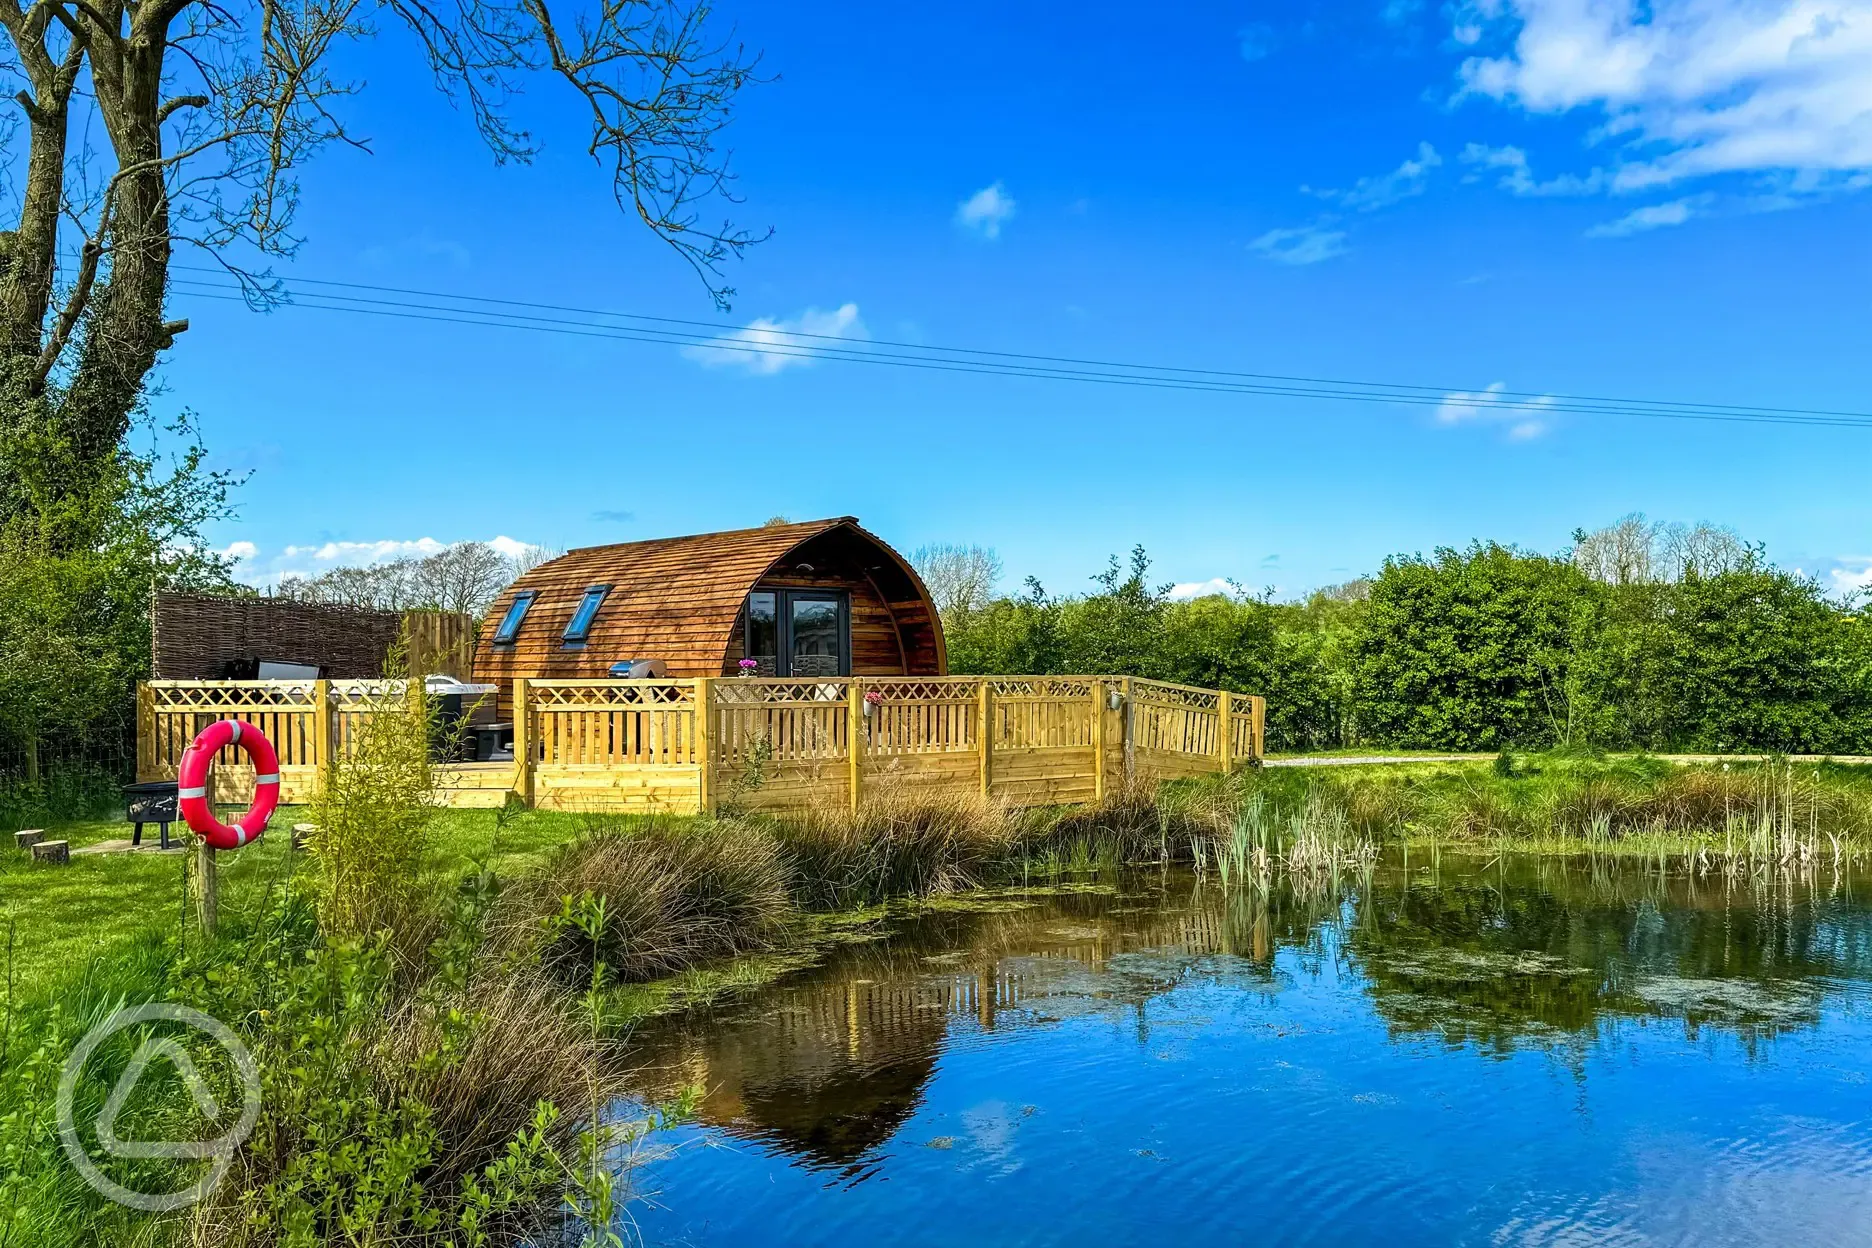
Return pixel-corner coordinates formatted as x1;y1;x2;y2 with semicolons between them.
473;517;945;685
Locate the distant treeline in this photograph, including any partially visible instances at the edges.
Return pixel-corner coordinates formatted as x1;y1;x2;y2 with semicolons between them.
918;518;1872;755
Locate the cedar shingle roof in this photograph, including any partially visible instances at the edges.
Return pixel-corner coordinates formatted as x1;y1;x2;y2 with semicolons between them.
472;517;938;680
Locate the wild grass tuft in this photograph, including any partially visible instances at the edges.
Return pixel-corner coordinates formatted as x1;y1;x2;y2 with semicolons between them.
502;820;791;987
763;791;1022;907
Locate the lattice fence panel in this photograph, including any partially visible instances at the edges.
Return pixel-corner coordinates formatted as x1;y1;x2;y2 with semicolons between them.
714;701;849;767
147;681;322;772
987;677;1096;700
865;678;982;755
712;678;850;706
1129;679;1221;711
993;684;1098;750
529;682;698;766
1231;706;1259;762
529;680;696;708
1130;679;1221;760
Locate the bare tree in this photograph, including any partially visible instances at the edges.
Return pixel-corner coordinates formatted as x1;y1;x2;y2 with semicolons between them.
276;537;556;613
1656;521;1746;580
1571;514;1660;585
0;0;765;508
911;542;1003;617
277;559;418;609
507;541;559;578
409;540;510;615
1571;514;1747;584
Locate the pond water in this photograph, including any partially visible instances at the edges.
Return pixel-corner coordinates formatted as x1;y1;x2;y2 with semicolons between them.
623;857;1872;1247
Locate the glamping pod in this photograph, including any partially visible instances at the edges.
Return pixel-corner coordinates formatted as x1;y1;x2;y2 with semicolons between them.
472;518;947;695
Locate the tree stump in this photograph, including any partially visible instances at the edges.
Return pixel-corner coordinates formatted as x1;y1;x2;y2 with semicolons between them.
14;829;44;850
292;823;317;851
31;840;70;865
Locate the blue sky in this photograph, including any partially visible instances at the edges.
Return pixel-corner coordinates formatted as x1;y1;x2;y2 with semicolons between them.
160;0;1872;601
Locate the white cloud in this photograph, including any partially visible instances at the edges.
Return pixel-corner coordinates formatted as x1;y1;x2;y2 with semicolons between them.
1250;223;1349;264
680;303;867;375
1169;577;1236;600
955;182;1018;239
1454;0;1872;194
218;540;258;563
1309;142;1444;210
241;536;537;587
1436;381;1558;439
282;538;448;565
1829;558;1872;595
1460;142;1608;194
1586;197;1700;236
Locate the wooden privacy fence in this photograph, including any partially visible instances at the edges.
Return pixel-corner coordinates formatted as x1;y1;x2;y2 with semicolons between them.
139;676;1265;815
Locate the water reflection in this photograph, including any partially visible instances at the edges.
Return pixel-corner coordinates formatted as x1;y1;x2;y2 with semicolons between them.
629;858;1872;1181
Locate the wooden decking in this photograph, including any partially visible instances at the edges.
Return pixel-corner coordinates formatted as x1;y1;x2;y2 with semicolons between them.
138;676;1266;814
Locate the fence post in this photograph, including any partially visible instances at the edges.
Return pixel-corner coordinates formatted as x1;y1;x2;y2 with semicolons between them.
136;683;157;781
512;678;534;807
1121;676;1135;785
194;843;218;936
847;680;865;812
1091;680;1107;802
694;677;715;815
978;679;994;800
312;679;333;795
1218;690;1233;775
1250;695;1266;762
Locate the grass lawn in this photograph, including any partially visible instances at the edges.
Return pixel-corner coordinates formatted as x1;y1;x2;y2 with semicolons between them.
0;806;602;1004
1264;747;1492;760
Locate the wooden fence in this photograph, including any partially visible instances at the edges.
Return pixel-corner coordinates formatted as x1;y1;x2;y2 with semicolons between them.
138;676;1265;815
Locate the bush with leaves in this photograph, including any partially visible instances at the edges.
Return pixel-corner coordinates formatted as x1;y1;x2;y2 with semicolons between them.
0;380;236;804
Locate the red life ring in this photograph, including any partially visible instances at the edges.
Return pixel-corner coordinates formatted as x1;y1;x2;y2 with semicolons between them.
178;719;281;849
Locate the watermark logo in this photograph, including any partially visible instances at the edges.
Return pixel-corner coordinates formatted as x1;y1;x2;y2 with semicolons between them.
57;1003;262;1212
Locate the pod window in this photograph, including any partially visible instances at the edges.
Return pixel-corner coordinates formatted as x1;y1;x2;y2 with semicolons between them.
492;591;535;645
563;585;611;646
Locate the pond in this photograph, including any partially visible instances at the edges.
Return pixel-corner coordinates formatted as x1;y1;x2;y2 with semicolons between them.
622;857;1872;1246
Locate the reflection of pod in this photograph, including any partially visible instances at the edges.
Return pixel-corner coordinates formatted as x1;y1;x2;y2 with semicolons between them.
178;719;280;849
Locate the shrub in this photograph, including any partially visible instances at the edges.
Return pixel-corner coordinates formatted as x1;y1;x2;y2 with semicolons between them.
503;821;790;986
307;662;440;956
767;792;1021;908
183;892;617;1248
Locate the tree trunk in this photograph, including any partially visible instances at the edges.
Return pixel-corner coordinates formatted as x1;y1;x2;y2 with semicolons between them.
63;22;177;461
0;103;70;365
23;734;40;785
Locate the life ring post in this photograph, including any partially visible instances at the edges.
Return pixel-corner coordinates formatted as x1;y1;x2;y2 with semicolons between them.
194;841;218;935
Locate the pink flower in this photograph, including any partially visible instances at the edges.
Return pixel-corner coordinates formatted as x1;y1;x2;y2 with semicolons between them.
863;690;884;705
738;659;759;670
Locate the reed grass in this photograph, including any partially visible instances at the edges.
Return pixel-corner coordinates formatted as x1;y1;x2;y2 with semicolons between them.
1200;754;1872;868
501;819;791;987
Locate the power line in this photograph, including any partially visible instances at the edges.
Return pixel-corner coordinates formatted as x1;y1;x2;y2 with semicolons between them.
165;268;1872;430
172;263;1866;420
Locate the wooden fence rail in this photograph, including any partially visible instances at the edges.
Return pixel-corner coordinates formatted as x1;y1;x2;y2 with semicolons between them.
139;676;1266;815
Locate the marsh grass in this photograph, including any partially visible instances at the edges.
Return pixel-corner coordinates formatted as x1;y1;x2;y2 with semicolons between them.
763;792;1022;908
1204;754;1872;867
503;820;791;988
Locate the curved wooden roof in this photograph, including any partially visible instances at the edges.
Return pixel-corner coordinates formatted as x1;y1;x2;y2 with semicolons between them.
472;517;946;681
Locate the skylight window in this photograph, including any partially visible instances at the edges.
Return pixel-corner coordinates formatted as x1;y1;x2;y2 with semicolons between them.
492;591;535;645
563;585;611;646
